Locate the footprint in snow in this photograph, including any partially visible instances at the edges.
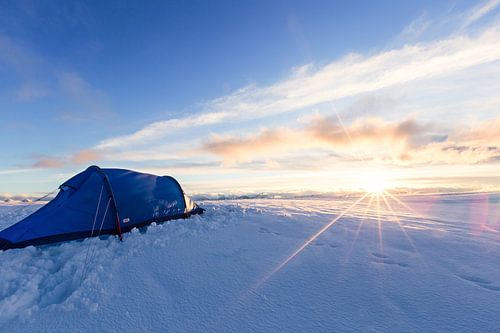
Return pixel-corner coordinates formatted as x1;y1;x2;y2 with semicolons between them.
371;252;389;259
311;241;338;248
456;274;500;292
258;227;281;236
371;252;409;267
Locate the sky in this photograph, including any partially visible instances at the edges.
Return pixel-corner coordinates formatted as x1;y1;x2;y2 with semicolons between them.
1;0;500;198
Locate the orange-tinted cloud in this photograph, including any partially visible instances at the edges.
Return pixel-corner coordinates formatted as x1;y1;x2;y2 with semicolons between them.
70;149;101;164
451;116;500;144
307;116;433;148
202;115;500;166
203;128;304;162
32;156;64;169
30;149;101;169
203;116;434;161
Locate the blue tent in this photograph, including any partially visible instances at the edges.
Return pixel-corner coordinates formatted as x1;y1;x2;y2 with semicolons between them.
0;166;203;250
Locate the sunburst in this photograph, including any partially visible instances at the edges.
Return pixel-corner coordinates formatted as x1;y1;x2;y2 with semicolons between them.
253;186;425;290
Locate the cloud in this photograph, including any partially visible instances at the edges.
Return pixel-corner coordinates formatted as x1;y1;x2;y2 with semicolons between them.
205;26;500;119
308;116;434;149
32;156;65;169
408;143;500;165
202;116;437;163
0;33;38;71
15;2;499;192
59;72;98;100
202;115;500;166
57;72;111;122
97;111;231;149
94;23;500;151
16;82;47;100
485;154;500;163
372;115;500;165
29;148;101;170
463;0;500;29
0;31;109;122
0;193;33;203
202;128;305;163
451;116;500;144
397;12;431;41
70;149;101;164
339;94;400;119
0;168;36;175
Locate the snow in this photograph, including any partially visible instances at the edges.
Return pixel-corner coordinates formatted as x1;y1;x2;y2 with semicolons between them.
0;193;499;332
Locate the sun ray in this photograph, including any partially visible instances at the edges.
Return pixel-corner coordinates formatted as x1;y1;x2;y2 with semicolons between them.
346;193;375;260
385;191;424;219
376;193;384;255
381;192;422;257
384;191;441;232
254;193;369;289
333;108;371;162
335;111;355;146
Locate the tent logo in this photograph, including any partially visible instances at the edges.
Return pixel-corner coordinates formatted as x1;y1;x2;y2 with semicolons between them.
123;218;130;223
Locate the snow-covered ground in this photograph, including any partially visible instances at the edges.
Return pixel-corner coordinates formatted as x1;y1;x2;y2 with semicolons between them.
0;193;499;332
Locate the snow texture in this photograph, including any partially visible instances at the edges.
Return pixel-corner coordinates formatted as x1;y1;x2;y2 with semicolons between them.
0;193;499;332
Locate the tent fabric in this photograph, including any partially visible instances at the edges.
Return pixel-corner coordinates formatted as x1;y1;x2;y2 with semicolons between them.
0;166;203;250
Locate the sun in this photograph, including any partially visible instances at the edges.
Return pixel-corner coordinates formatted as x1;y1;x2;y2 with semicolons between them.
358;170;393;194
364;178;387;194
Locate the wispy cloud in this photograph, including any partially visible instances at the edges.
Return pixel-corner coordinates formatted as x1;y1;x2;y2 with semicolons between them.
32;156;65;169
202;128;305;163
57;72;111;122
0;33;38;71
16;82;47;101
96;23;500;151
0;168;36;175
308;116;435;149
463;0;500;29
397;12;431;41
0;31;109;120
97;111;231;149
70;149;101;164
30;148;101;170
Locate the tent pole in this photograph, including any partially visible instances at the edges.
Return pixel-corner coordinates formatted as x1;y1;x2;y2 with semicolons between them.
92;166;123;241
113;200;123;241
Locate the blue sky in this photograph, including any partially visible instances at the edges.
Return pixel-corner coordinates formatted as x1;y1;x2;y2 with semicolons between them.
1;0;500;197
